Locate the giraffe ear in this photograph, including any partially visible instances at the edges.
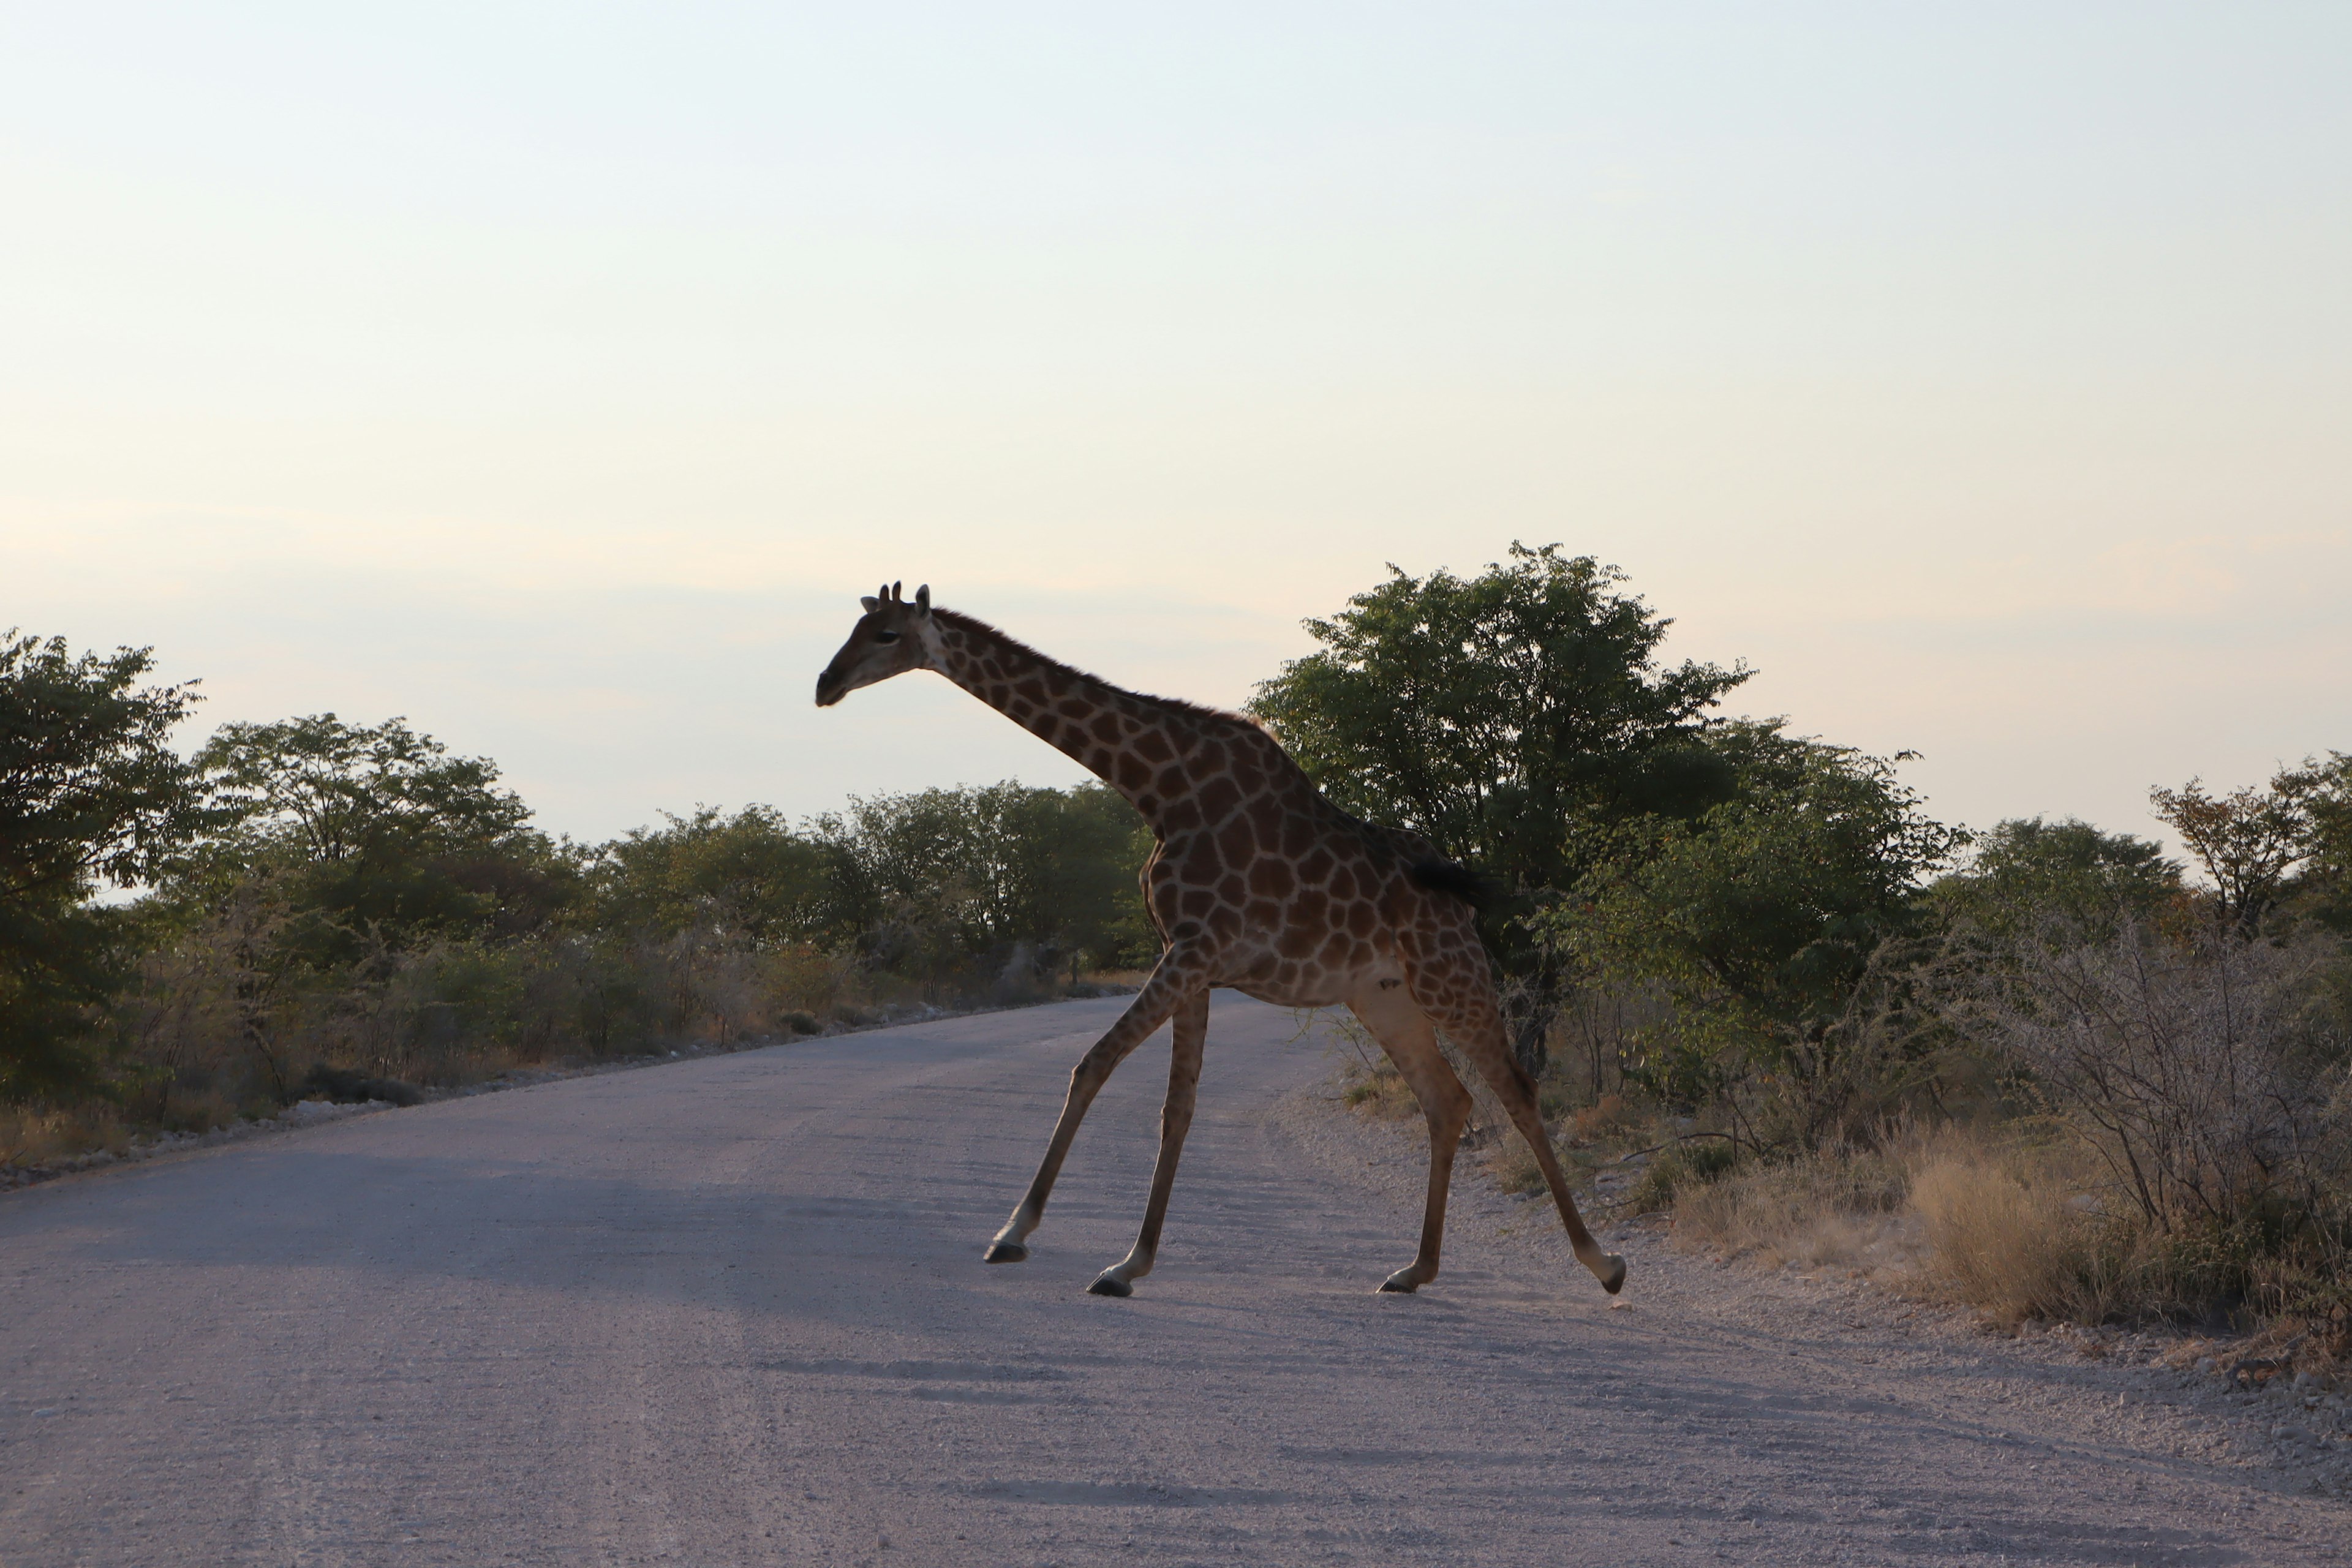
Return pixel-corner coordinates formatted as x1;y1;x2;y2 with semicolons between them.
859;596;881;612
914;584;931;614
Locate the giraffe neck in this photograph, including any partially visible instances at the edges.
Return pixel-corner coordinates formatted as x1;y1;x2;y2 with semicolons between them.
927;611;1212;827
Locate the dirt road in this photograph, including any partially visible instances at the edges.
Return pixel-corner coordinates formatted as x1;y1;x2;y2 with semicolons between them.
5;995;2347;1566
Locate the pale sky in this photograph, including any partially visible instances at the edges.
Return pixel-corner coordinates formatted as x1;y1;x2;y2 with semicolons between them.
6;4;2348;856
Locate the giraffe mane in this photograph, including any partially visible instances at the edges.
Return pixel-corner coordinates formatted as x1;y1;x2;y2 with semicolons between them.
930;606;1271;738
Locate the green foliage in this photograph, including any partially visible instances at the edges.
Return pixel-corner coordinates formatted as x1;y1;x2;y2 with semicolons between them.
1932;816;2184;941
0;631;212;897
2283;752;2352;933
1248;543;1751;888
591;805;849;947
2149;761;2336;933
1248;543;1753;1064
1544;730;1966;1112
180;714;575;952
1;633;210;1101
812;781;1153;987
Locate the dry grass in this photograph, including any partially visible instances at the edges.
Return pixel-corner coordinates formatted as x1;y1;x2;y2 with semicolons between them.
1654;1124;2312;1338
1;1104;131;1170
1487;1131;1551;1196
1672;1145;1917;1275
1337;1057;1419;1120
1904;1130;2116;1324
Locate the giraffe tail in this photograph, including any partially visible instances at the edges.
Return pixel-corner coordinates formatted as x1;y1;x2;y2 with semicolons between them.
1407;858;1498;908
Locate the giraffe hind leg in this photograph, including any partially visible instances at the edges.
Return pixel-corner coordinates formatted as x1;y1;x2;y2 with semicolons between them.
1406;951;1627;1295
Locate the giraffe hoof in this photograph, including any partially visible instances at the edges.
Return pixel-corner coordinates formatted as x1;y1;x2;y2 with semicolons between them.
1085;1273;1134;1298
1377;1270;1420;1294
983;1241;1028;1264
1599;1253;1627;1295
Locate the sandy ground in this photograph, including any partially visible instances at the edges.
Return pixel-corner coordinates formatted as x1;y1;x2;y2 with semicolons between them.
4;993;2349;1567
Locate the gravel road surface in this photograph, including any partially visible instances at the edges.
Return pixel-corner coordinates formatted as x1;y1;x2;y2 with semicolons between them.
5;995;2348;1566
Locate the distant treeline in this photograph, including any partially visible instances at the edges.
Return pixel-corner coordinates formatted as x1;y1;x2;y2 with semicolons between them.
2;639;1154;1137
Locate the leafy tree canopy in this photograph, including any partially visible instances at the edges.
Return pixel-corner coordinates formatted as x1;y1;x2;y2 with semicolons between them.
180;714;566;949
1;632;209;901
1;632;209;1101
1930;816;2182;941
1246;543;1752;893
591;805;847;948
811;782;1152;978
2151;756;2352;933
1542;729;1965;1104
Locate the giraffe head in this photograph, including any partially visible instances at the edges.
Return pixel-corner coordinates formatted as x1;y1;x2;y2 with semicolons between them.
815;581;937;706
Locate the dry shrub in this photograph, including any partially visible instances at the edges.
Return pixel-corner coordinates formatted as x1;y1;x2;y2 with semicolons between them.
1567;1093;1637;1142
1906;1131;2108;1323
1338;1058;1417;1120
1487;1133;1553;1196
1672;1145;1912;1272
1967;918;2345;1234
1;1103;130;1169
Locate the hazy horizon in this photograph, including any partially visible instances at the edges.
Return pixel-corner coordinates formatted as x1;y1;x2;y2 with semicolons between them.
7;5;2347;856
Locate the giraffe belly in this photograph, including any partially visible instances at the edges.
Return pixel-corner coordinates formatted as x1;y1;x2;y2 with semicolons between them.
1217;951;1401;1011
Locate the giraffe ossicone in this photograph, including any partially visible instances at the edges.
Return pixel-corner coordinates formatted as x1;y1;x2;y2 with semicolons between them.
815;584;1626;1300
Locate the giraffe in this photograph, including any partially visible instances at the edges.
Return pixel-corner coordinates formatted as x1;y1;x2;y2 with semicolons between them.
815;582;1626;1300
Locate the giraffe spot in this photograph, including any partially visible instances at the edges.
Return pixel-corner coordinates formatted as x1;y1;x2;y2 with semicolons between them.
1248;859;1289;897
1216;817;1255;864
1155;764;1188;798
1115;755;1152;791
1134;731;1174;765
1245;899;1281;928
1280;814;1316;858
1090;714;1122;745
1278;925;1316;959
1197;776;1242;823
1293;889;1330;927
1328;864;1359;902
1347;902;1376;936
1014;679;1048;706
1180;888;1216;919
1298;848;1335;884
1216;873;1246;904
1135;793;1160;815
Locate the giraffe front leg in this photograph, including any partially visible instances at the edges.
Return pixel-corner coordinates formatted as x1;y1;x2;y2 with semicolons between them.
1088;987;1208;1297
984;947;1203;1265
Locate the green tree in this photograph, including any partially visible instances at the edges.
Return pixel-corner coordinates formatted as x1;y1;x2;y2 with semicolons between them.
183;714;571;951
2279;753;2352;933
1248;543;1752;1064
1;632;209;1099
1932;816;2183;942
591;804;848;946
811;782;1152;987
1541;731;1965;1131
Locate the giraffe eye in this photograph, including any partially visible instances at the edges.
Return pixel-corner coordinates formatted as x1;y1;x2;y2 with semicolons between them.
873;630;901;644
